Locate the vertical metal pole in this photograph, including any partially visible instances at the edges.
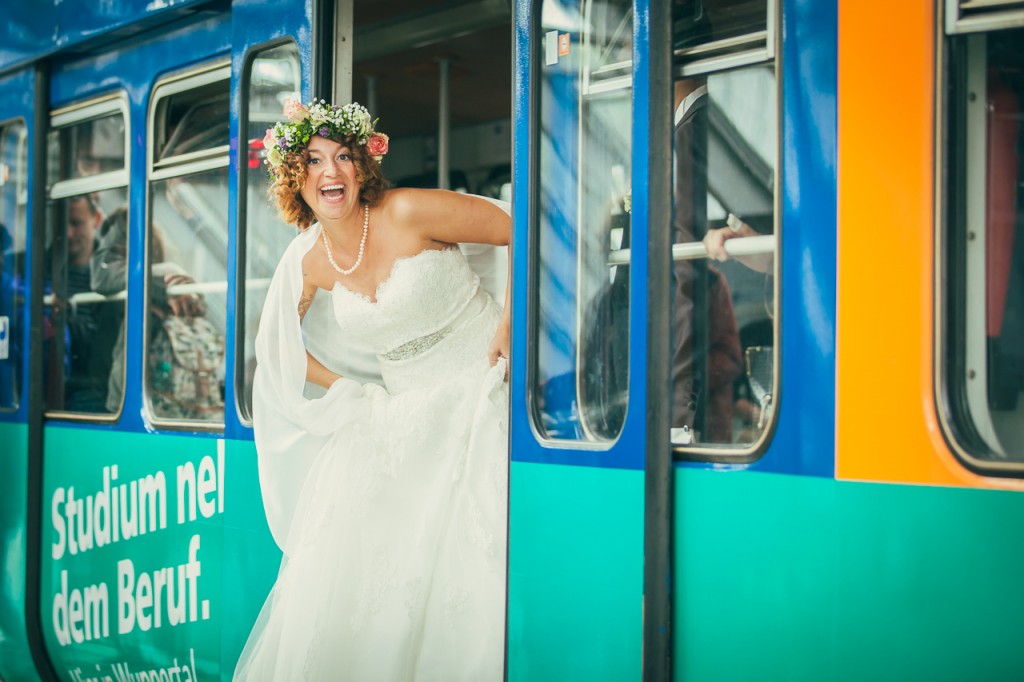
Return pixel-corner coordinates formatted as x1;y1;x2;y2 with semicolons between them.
27;61;60;682
365;75;378;116
331;0;353;103
437;57;451;190
642;0;674;678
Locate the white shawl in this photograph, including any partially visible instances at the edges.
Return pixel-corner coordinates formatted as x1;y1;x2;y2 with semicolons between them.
252;198;509;555
251;226;369;555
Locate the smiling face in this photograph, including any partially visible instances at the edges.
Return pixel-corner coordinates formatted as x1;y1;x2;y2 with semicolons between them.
299;136;363;225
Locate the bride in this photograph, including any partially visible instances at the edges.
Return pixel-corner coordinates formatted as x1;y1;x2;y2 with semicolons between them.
234;100;509;681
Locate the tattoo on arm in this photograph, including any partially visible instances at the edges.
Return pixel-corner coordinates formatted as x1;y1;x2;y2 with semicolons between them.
298;292;313;320
297;269;315;319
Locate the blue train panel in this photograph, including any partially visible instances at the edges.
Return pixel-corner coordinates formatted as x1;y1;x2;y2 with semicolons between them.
0;0;211;75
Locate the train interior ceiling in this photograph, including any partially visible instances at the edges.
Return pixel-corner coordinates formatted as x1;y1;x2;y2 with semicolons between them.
350;0;513;199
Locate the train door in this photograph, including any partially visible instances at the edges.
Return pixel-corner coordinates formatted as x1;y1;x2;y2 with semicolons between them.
507;0;674;678
510;0;836;677
347;1;513;204
291;0;514;390
0;66;39;682
666;0;841;677
331;0;518;663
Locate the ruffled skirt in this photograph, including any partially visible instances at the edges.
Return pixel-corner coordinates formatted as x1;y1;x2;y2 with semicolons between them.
235;353;508;681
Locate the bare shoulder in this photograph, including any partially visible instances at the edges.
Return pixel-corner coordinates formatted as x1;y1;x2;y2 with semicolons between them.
378;188;439;226
379;188;508;243
300;241;332;291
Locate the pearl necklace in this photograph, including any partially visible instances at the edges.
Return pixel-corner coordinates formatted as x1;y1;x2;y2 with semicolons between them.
322;205;369;276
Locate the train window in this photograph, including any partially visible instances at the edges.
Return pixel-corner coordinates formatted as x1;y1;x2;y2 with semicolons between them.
532;0;633;442
239;42;301;420
940;19;1024;470
152;79;230;162
43;97;130;417
46;107;126;184
945;0;1024;34
674;0;773;77
0;120;27;410
146;65;230;428
671;0;777;454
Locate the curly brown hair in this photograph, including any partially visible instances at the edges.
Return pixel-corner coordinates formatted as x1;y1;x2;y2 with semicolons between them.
268;134;389;231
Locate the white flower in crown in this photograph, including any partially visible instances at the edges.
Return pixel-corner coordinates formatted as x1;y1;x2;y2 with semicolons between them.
310;106;329;125
262;99;388;173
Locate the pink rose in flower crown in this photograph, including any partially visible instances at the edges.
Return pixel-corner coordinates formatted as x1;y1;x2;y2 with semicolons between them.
366;132;389;161
262;128;277;151
283;98;309;122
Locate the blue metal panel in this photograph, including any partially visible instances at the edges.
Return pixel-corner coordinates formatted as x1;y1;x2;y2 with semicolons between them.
0;68;34;426
0;3;58;75
55;0;208;48
509;0;651;471
748;0;837;478
50;13;232;106
509;0;533;459
0;0;210;75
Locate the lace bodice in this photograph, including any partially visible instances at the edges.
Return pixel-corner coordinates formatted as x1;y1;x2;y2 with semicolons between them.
331;245;499;394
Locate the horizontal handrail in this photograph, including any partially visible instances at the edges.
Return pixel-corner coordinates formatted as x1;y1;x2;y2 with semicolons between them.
608;234;776;266
42;278;272;307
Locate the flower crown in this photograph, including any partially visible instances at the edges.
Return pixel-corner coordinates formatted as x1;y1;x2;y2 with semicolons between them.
262;98;389;172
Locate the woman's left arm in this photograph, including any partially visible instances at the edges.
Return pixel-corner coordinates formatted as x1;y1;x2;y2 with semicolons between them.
488;252;511;367
388;189;511;367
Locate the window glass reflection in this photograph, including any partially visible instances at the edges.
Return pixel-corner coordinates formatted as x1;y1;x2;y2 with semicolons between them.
145;71;229;427
534;0;632;442
46;112;126;185
44;188;128;414
147;170;228;423
0;122;28;410
240;43;301;418
981;30;1024;457
154;82;230;161
673;0;766;49
948;28;1024;462
671;58;776;447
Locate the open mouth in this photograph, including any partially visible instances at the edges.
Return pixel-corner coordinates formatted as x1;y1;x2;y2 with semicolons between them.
320;184;346;202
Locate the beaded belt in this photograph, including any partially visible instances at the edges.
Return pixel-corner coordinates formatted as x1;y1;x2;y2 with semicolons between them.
379;287;488;362
380;325;453;361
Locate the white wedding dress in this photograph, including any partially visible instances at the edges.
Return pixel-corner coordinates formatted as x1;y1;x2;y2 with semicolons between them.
235;217;508;681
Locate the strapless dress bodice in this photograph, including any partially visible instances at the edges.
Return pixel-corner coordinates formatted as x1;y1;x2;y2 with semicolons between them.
330;245;500;394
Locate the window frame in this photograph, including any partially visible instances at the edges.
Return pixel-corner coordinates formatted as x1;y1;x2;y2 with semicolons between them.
144;60;230;431
945;0;1024;35
527;0;636;451
668;60;781;463
0;117;29;413
43;93;131;422
670;0;782;462
673;0;777;79
936;7;1024;475
525;0;783;459
235;38;301;426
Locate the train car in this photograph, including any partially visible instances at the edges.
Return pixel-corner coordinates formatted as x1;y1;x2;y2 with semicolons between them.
1;0;1023;680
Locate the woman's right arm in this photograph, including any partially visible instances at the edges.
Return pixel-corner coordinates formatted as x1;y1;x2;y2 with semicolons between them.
305;351;341;389
299;270;342;389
